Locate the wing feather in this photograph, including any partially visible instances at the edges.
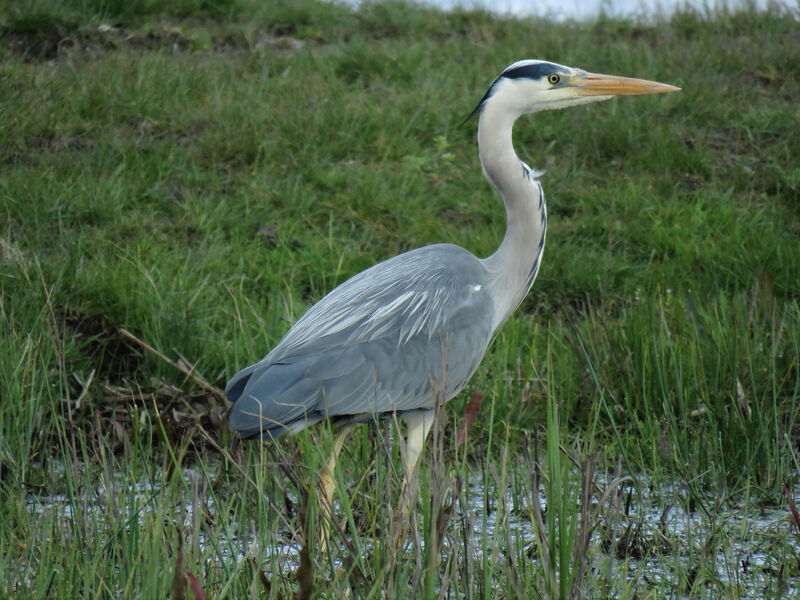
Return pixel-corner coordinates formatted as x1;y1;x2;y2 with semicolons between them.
275;245;478;354
226;244;495;439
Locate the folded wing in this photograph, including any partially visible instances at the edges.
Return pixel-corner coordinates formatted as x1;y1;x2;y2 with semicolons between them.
226;244;495;440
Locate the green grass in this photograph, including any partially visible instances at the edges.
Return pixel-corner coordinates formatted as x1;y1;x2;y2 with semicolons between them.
1;0;800;597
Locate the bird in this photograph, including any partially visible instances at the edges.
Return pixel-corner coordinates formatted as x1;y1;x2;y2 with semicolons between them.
226;59;679;525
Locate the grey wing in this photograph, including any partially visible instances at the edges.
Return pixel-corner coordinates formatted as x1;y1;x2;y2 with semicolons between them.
226;244;495;440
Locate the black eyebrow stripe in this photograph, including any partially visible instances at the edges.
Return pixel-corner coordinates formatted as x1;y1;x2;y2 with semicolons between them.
463;62;571;124
502;63;569;80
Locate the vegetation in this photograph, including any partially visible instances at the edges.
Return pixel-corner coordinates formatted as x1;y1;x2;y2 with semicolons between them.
1;0;799;597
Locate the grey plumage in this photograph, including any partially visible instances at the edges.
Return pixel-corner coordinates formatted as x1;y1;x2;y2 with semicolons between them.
227;244;495;440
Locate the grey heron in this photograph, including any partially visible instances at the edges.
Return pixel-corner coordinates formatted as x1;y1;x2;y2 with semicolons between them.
226;59;679;519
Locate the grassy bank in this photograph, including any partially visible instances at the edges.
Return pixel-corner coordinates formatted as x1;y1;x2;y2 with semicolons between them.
2;0;799;597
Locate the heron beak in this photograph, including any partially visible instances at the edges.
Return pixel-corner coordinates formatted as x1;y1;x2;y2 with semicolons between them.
570;72;681;97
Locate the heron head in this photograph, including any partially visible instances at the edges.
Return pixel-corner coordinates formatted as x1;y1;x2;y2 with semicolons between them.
467;59;680;121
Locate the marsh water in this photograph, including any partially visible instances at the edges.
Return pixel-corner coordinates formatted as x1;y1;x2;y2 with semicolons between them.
25;462;799;597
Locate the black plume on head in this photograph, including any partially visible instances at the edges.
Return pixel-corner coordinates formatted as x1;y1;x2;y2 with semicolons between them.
463;61;569;124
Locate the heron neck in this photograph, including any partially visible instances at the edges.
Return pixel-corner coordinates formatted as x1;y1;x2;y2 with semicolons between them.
478;101;547;332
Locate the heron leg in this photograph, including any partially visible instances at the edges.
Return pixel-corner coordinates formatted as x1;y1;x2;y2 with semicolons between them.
318;424;353;552
397;409;435;524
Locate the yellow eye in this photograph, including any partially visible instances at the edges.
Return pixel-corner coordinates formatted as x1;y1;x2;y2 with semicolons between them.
548;73;560;85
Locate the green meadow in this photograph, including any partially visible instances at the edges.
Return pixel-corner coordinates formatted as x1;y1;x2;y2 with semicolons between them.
1;0;799;597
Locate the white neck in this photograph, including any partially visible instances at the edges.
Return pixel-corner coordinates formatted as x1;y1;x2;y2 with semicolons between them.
478;99;547;332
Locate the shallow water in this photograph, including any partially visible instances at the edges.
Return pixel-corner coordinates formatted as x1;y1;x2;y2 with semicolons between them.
463;472;799;596
24;464;799;597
